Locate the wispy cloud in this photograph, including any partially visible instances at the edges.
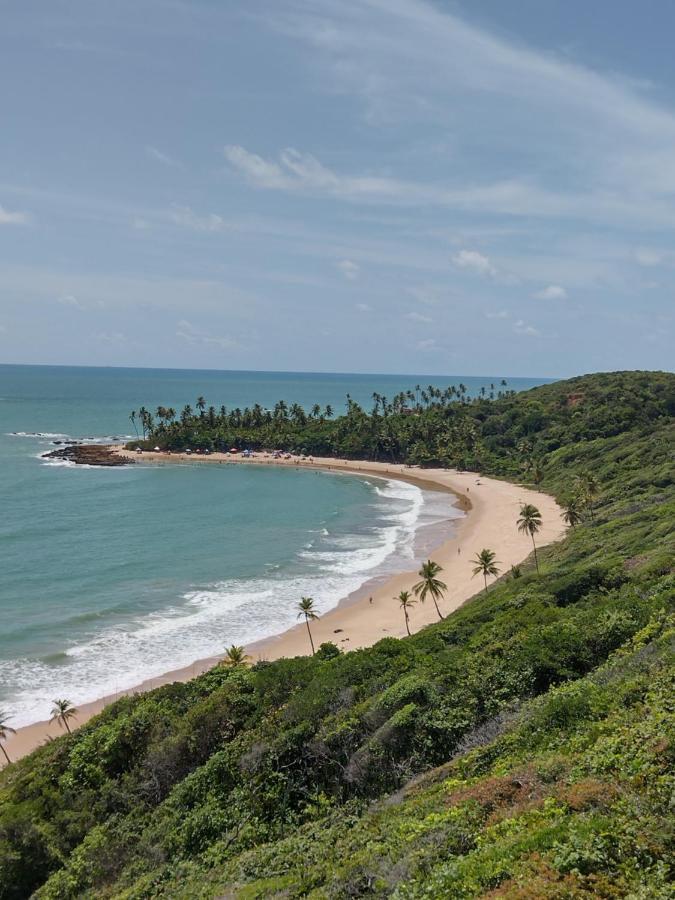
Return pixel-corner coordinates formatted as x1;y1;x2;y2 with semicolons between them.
176;319;239;350
146;145;181;167
452;249;496;277
91;331;127;345
264;0;675;229
635;248;662;267
0;204;31;225
337;259;360;280
355;302;372;312
405;311;432;323
513;319;540;337
58;293;105;311
168;204;225;232
416;337;444;352
485;309;509;319
533;284;567;300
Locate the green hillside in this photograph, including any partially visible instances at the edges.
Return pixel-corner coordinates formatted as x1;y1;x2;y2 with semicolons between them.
1;371;673;899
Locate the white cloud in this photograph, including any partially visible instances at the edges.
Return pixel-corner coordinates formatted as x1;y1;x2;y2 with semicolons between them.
176;319;239;350
58;294;81;308
452;249;496;277
58;293;104;311
224;144;410;200
92;331;127;344
635;248;662;267
533;284;567;300
416;338;443;351
485;309;509;319
146;145;181;167
265;0;675;230
337;259;360;280
0;204;30;225
513;319;540;336
355;302;372;312
405;311;432;323
168;204;225;232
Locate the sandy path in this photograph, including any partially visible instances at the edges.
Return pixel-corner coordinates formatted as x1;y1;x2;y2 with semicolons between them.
2;453;564;765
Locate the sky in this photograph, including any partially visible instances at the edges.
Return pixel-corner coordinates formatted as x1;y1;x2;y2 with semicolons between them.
1;0;674;377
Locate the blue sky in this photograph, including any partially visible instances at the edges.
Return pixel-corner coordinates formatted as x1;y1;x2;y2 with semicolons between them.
1;1;673;376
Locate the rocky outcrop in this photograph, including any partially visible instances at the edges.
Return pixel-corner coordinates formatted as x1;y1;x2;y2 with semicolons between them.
43;445;133;466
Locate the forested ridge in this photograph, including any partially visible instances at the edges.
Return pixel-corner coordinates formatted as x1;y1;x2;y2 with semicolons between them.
1;370;674;899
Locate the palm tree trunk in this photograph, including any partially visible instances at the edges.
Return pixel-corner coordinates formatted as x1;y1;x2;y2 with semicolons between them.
64;719;71;734
404;610;411;636
305;617;315;655
432;596;444;620
0;744;11;765
531;534;539;573
484;573;488;594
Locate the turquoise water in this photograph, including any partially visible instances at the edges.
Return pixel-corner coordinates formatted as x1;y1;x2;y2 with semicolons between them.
0;366;552;726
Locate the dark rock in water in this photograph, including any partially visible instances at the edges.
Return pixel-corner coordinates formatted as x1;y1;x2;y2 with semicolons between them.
52;440;62;445
43;445;134;467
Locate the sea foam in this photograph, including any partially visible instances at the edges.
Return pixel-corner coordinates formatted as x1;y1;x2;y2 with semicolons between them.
2;476;461;727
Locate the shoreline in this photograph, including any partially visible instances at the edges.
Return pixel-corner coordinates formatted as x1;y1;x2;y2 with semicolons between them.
3;452;565;765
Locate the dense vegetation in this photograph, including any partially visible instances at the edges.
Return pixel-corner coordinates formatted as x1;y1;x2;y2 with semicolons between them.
1;371;673;899
129;370;675;475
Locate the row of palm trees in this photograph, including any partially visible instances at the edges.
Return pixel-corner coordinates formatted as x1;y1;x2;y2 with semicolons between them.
0;699;77;765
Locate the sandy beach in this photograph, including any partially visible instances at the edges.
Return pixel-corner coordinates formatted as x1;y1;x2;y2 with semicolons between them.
3;452;565;765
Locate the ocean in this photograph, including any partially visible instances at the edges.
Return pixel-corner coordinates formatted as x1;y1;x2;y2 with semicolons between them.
0;365;553;726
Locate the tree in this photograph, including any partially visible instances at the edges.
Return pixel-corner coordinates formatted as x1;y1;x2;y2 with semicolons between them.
517;504;543;573
413;559;447;620
0;711;16;765
396;590;416;636
221;645;250;668
472;548;500;594
129;410;139;438
563;498;583;527
297;597;319;655
50;699;77;735
575;472;600;522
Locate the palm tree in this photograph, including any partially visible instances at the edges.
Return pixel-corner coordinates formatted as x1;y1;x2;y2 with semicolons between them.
397;590;416;636
297;596;319;655
413;559;447;620
129;410;139;438
575;472;600;522
221;645;250;668
0;711;16;765
562;498;583;528
50;699;77;735
472;548;500;594
517;504;543;573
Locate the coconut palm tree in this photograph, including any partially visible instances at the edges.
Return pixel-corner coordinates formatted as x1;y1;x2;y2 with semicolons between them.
221;645;250;668
413;559;447;620
396;590;416;636
50;699;77;735
562;498;583;528
0;711;16;765
517;504;543;573
297;596;319;655
472;548;500;594
575;472;600;521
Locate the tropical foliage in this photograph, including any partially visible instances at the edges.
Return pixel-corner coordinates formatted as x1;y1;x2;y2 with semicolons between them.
0;371;673;899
